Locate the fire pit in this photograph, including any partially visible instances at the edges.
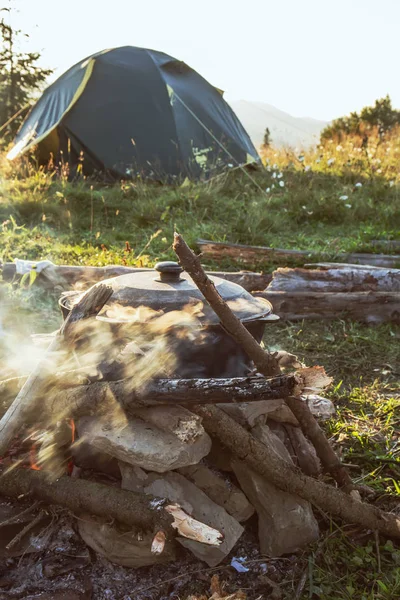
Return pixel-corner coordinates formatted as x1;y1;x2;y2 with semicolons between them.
0;245;347;598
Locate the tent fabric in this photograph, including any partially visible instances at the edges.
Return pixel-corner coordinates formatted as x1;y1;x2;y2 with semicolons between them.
8;46;260;180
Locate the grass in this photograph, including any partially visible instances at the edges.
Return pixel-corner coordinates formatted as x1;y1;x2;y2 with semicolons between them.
0;129;399;270
0;132;400;599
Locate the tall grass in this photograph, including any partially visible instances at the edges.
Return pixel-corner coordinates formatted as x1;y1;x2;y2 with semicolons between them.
0;130;399;270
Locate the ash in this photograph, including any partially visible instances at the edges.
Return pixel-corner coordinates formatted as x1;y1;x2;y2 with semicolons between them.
0;499;297;600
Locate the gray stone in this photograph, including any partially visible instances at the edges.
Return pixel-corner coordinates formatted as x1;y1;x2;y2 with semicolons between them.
178;464;254;522
121;467;244;566
219;400;285;428
78;513;175;567
77;416;211;473
131;405;205;443
232;459;319;556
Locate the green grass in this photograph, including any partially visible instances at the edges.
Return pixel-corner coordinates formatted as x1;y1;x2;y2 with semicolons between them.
0;133;399;270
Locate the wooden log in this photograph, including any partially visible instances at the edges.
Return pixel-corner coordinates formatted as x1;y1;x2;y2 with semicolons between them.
256;291;400;323
305;262;400;271
0;284;113;455
44;375;301;420
174;233;353;490
0;467;222;546
0;262;271;293
197;239;400;269
192;404;400;540
267;267;400;292
371;240;400;250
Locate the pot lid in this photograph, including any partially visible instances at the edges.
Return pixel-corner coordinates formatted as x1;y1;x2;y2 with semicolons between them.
89;261;274;325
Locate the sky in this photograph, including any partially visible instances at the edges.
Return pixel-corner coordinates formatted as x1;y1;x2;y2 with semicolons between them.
6;0;400;121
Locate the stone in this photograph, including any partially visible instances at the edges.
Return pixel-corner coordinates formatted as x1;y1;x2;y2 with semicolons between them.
77;513;175;567
251;424;293;464
284;424;321;477
178;464;254;522
305;394;336;420
77;416;211;473
131;405;205;443
219;400;286;428
121;468;244;566
232;459;319;557
231;423;319;556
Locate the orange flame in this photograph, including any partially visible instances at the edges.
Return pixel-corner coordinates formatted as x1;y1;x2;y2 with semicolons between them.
70;419;75;443
29;444;41;471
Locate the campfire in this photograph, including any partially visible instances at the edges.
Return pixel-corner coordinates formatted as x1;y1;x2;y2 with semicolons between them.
0;234;399;597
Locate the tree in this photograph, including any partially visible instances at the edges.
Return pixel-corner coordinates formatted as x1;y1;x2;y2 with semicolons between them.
320;95;400;143
0;5;52;144
263;127;272;147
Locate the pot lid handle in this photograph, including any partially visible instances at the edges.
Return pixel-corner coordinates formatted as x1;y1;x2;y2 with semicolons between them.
155;261;184;283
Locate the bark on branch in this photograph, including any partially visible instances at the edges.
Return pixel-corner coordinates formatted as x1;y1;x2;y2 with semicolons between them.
192;404;400;539
44;374;301;419
173;233;353;489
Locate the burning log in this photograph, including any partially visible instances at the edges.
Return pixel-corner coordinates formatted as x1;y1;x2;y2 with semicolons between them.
197;239;400;269
173;233;353;490
0;283;113;456
44;374;302;420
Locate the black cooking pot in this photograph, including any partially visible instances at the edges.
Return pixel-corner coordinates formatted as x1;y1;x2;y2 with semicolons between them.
59;262;278;378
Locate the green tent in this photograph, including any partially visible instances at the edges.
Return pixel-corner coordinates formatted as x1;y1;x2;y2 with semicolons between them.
8;46;260;180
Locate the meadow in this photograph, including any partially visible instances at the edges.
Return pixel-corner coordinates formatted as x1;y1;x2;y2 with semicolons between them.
0;131;399;599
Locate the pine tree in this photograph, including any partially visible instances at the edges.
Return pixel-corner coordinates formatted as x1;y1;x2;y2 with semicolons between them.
0;6;52;144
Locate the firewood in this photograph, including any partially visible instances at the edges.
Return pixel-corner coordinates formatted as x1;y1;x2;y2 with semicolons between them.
257;291;400;323
44;374;301;420
197;239;400;268
1;261;271;292
267;266;400;292
192;403;400;540
0;284;113;456
173;233;353;490
0;466;222;547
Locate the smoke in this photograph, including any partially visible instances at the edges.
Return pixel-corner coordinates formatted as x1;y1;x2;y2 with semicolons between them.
2;297;206;477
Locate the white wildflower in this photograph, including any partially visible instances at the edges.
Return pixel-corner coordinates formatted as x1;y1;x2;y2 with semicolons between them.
339;195;349;201
377;169;382;174
279;181;285;187
336;145;343;151
272;184;275;189
389;180;395;187
273;163;278;169
305;165;311;172
277;172;283;179
327;158;335;166
266;187;271;193
315;159;321;164
345;204;352;208
355;182;362;188
272;172;277;179
228;163;233;168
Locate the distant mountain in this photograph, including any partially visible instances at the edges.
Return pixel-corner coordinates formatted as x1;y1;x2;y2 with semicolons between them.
229;100;328;150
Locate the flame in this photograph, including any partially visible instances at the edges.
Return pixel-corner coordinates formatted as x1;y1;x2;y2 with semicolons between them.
29;444;41;471
69;419;76;443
